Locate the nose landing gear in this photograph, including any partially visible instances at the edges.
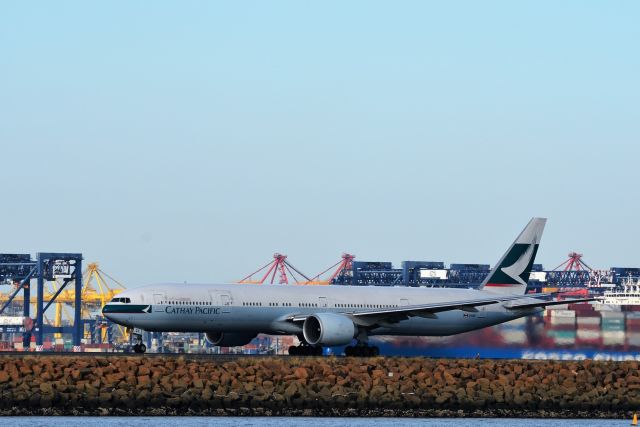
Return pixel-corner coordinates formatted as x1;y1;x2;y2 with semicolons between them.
133;343;147;354
128;329;147;354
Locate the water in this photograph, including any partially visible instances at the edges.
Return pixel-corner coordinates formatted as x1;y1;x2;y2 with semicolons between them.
0;418;628;427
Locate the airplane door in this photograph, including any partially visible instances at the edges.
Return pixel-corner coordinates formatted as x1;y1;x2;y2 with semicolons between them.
220;294;231;313
318;297;327;308
477;306;488;318
210;291;232;314
152;293;164;313
400;298;409;306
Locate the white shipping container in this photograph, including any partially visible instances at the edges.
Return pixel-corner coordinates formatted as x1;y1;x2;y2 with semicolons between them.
627;333;640;346
529;272;547;282
419;269;448;280
600;311;625;319
545;304;569;311
549;310;576;318
549;316;576;325
0;316;26;326
502;330;527;344
602;331;626;345
577;316;601;326
594;305;622;312
577;329;601;340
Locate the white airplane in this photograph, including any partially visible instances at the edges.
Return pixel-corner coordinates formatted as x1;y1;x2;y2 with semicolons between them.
103;218;597;355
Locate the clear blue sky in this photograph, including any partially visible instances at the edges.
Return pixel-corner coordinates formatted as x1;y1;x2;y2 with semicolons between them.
1;2;638;286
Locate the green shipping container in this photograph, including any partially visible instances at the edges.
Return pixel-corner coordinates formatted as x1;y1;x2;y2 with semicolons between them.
602;323;625;332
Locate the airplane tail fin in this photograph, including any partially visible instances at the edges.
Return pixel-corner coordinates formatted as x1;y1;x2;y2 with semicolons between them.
479;217;547;295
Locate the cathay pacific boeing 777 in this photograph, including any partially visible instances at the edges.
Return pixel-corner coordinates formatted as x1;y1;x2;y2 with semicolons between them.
102;218;597;356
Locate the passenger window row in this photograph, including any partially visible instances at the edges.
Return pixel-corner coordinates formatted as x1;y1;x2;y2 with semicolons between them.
336;303;397;309
161;301;212;306
243;302;294;307
150;300;396;309
237;302;397;309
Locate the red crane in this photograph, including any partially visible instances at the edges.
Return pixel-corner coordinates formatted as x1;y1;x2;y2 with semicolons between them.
305;253;355;285
238;253;310;285
550;252;593;299
552;252;593;271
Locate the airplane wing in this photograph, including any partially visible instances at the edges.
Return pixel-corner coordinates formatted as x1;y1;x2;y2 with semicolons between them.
504;297;601;311
286;295;601;327
287;294;529;325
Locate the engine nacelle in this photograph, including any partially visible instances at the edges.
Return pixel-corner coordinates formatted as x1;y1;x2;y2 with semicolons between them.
303;313;357;346
205;332;256;347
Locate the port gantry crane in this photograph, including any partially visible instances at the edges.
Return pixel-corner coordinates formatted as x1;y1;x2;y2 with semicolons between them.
304;253;355;285
0;262;128;346
238;253;311;285
237;253;355;285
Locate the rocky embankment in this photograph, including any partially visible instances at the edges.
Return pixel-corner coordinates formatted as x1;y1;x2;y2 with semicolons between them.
0;355;638;417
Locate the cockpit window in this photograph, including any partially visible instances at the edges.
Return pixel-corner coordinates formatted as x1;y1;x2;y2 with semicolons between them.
111;297;131;303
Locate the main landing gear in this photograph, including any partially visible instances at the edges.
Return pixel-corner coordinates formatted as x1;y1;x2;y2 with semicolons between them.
344;345;379;357
288;345;323;356
344;330;379;357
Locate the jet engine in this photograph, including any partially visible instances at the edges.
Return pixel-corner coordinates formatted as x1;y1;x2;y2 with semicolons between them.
204;332;256;347
302;313;357;346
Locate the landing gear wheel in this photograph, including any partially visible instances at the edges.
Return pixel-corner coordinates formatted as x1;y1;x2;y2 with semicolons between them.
131;330;146;354
133;343;147;353
344;345;379;357
288;345;323;356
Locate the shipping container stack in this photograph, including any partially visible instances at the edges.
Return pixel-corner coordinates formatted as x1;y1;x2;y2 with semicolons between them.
573;303;602;348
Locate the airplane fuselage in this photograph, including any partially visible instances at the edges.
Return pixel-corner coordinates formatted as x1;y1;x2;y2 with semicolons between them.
103;282;541;338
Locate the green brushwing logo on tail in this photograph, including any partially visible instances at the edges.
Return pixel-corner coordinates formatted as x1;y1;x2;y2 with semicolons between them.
481;218;546;292
484;242;539;287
